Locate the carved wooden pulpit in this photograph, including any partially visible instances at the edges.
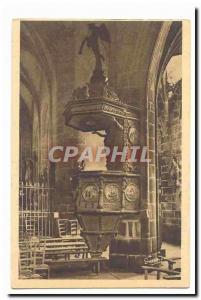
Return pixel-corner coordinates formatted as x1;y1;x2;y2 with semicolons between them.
63;23;158;269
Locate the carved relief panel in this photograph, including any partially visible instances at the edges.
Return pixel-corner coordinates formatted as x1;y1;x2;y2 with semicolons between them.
78;180;99;210
122;177;140;211
76;173;140;212
122;118;140;173
103;183;121;210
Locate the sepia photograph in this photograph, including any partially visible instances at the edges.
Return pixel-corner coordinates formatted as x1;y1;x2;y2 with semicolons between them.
11;18;191;289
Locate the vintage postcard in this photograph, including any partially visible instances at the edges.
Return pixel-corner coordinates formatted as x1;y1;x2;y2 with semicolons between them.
11;19;191;289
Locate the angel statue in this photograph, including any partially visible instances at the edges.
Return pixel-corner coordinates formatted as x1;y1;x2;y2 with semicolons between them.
79;23;111;73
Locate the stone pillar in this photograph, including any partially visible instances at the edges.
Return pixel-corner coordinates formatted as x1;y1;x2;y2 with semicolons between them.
109;22;172;270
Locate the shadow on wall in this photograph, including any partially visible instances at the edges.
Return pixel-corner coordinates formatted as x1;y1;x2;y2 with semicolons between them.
158;55;182;246
161;224;181;245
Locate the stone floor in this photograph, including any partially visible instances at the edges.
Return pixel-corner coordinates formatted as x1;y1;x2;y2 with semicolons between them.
49;242;181;280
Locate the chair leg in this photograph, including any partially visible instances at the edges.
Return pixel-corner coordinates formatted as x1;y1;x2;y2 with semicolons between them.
96;261;100;274
144;269;148;280
168;262;174;270
157;271;161;280
92;262;95;273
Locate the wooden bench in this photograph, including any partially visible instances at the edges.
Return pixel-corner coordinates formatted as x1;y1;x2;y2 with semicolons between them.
40;236;84;243
39;237;90;261
19;236;90;278
45;249;89;261
163;274;181;280
159;256;181;271
141;265;180;280
47;256;108;277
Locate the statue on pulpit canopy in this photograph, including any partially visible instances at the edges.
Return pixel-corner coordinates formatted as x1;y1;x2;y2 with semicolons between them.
79;23;111;73
72;23;120;101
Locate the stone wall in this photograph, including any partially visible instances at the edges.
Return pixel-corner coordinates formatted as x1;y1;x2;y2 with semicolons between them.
157;76;182;245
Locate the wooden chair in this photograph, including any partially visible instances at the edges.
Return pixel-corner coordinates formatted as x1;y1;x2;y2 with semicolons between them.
142;256;181;280
19;250;43;279
19;246;49;279
30;249;49;278
141;265;180;280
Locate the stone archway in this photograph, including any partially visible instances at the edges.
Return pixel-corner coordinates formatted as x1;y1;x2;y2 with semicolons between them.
146;21;173;251
20;22;57;185
156;30;182;245
146;21;182;247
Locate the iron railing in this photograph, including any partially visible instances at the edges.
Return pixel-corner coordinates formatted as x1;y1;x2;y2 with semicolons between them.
19;182;55;239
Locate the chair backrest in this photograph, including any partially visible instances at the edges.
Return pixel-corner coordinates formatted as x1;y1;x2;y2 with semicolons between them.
19;243;45;274
58;218;78;237
31;250;45;267
19;249;32;275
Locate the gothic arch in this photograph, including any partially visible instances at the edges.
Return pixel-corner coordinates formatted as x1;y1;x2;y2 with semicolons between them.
20;22;57;183
146;21;173;249
146;21;182;246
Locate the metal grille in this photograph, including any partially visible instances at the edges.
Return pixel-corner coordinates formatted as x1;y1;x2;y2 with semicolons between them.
19;182;54;239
